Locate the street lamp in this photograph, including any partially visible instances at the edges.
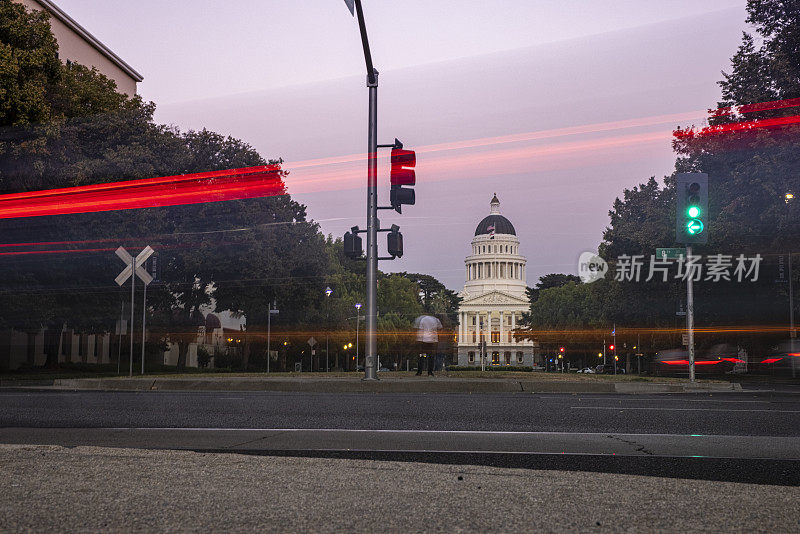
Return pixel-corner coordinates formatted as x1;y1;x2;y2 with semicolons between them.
325;286;332;372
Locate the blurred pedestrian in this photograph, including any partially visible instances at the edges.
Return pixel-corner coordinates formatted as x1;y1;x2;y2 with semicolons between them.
414;314;442;376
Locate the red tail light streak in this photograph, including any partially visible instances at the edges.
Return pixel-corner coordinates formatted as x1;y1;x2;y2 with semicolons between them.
0;166;285;220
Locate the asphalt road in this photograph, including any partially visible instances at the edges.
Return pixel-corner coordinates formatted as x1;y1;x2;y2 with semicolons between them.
2;389;799;485
2;389;799;434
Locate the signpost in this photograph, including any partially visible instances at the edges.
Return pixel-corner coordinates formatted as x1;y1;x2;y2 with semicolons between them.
266;301;279;373
115;246;153;377
656;248;686;260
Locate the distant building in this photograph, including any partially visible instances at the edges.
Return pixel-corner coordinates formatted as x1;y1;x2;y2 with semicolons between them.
15;0;143;95
456;195;537;367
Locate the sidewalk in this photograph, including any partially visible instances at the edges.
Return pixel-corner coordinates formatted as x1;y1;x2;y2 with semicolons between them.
42;375;743;394
4;444;796;533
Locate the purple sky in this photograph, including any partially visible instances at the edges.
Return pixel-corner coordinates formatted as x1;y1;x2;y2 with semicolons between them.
54;1;749;290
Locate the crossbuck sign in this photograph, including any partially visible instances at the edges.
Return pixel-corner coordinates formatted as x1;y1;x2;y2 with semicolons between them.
115;246;154;377
115;246;154;286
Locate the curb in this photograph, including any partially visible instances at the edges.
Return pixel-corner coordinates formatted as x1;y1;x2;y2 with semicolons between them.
49;377;743;394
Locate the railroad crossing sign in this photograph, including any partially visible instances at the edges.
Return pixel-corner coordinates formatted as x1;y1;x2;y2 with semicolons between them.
307;337;317;347
114;245;154;378
115;246;154;286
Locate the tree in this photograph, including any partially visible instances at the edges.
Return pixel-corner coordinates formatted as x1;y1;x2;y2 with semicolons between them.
397;272;461;322
0;2;332;371
517;1;800;357
0;1;61;129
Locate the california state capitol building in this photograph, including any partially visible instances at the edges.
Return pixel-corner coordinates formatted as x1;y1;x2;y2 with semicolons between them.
457;195;538;367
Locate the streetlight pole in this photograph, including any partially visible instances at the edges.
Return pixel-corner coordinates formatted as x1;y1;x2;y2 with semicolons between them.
266;301;278;373
325;286;332;372
355;302;362;372
613;325;618;376
345;0;379;381
603;338;606;366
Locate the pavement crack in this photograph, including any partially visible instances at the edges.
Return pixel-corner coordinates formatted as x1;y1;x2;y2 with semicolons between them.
606;434;655;456
227;430;292;449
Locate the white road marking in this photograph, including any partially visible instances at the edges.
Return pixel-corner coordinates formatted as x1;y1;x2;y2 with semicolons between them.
571;407;800;413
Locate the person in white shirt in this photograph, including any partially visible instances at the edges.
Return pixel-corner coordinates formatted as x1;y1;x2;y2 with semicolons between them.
414;314;442;376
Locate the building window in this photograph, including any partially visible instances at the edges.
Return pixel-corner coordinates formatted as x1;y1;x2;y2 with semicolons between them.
491;351;499;364
468;351;474;363
507;332;512;342
491;331;500;343
517;351;524;363
472;316;476;325
504;351;511;365
472;331;476;343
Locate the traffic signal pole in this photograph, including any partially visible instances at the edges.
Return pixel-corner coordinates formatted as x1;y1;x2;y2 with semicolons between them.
365;75;378;381
351;0;379;380
687;245;695;382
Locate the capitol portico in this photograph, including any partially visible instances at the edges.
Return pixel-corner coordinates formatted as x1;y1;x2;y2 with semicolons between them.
457;195;537;367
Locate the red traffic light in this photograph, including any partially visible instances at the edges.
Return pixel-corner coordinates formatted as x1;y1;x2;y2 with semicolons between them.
391;149;416;186
609;344;615;351
391;148;416;167
559;347;565;352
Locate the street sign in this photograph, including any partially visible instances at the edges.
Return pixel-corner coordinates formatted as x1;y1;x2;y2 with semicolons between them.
343;0;354;15
775;255;788;283
656;248;686;260
307;337;317;347
115;319;127;335
115;246;154;286
114;245;154;378
682;333;689;346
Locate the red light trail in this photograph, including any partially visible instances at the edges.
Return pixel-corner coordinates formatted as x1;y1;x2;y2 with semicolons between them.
0;165;285;220
0;98;796;219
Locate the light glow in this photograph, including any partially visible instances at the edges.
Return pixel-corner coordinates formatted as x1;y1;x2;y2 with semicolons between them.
0;166;285;220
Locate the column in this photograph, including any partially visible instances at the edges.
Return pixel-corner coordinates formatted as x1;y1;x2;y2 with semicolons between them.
499;311;504;348
511;313;516;344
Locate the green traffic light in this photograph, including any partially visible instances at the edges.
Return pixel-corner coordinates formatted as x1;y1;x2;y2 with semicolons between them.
687;206;700;218
686;219;704;235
